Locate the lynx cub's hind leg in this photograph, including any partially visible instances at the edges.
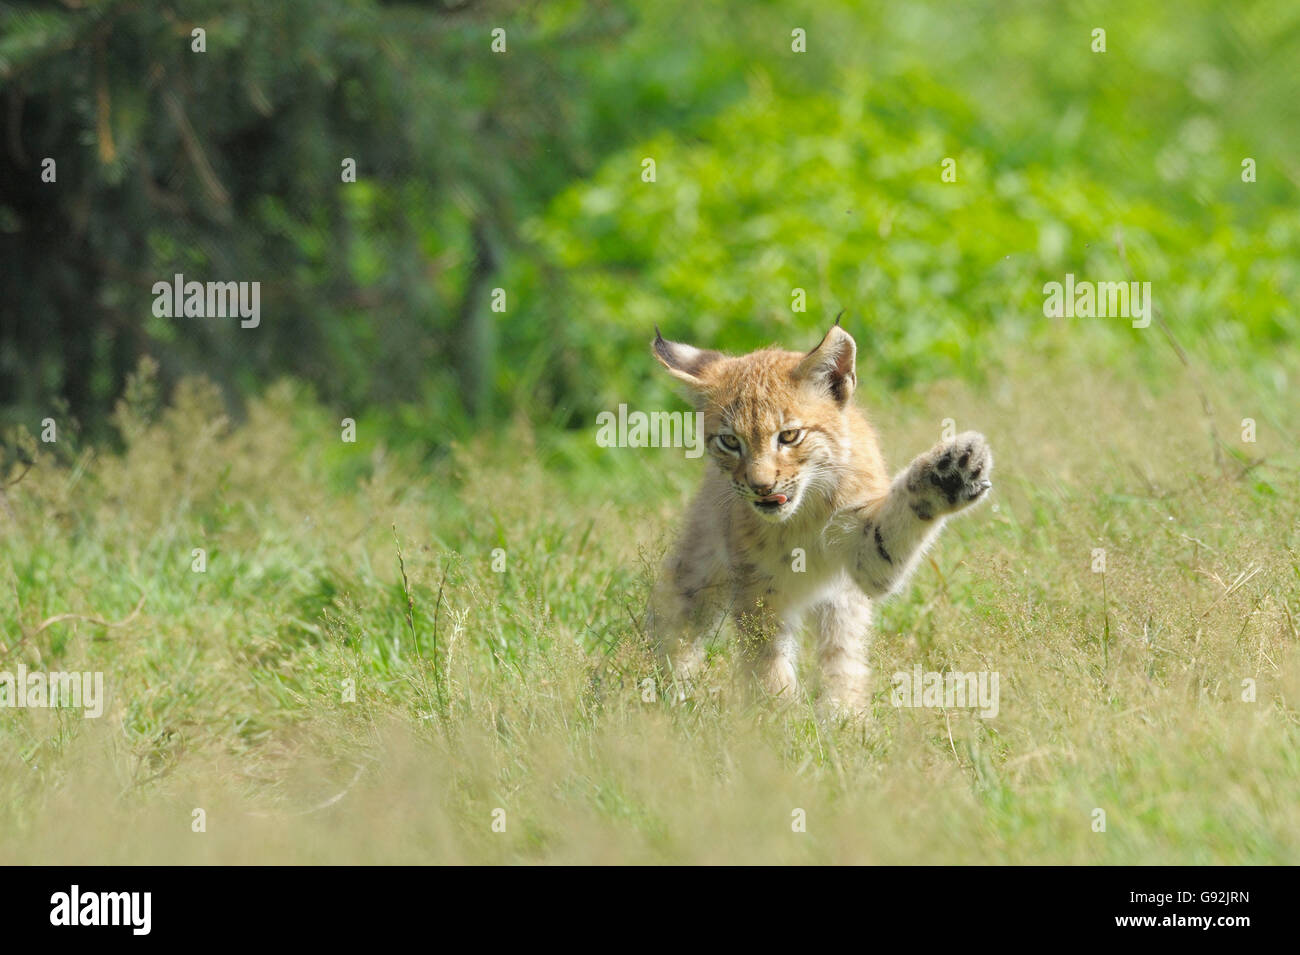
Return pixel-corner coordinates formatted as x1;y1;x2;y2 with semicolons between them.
812;583;873;716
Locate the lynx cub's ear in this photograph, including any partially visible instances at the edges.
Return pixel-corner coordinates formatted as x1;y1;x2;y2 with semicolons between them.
796;323;857;405
652;327;725;390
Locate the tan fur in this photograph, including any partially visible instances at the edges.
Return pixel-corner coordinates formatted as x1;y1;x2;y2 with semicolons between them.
646;324;993;714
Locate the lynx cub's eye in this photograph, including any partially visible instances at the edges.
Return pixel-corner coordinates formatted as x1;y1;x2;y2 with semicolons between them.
778;429;803;446
717;434;741;452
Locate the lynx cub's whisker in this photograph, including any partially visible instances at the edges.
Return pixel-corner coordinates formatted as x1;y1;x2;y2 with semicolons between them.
645;322;993;714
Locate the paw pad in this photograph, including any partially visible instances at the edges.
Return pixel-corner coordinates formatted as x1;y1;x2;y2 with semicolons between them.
914;432;993;514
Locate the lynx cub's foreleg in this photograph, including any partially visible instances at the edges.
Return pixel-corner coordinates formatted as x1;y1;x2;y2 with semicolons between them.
732;589;800;703
646;530;728;696
851;431;993;598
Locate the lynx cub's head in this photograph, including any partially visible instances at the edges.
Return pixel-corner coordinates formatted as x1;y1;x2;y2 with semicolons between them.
652;324;860;523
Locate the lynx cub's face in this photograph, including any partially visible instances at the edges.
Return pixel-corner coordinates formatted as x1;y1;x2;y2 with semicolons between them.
652;325;859;523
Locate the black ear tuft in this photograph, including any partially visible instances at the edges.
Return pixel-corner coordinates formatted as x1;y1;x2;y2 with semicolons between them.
796;323;857;405
651;330;725;386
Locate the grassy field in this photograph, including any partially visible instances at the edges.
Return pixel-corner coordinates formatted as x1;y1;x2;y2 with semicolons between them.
2;336;1297;865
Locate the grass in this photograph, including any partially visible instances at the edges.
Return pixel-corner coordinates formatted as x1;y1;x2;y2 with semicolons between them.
1;337;1297;865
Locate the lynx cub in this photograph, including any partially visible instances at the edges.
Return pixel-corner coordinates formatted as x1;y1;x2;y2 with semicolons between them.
646;323;993;713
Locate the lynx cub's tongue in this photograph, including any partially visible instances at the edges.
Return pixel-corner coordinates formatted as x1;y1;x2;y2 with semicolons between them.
760;494;788;505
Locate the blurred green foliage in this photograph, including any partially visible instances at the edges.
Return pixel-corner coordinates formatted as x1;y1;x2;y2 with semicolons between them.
1;0;1296;451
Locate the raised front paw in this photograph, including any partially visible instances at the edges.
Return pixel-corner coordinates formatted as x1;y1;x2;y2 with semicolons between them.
904;431;993;520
